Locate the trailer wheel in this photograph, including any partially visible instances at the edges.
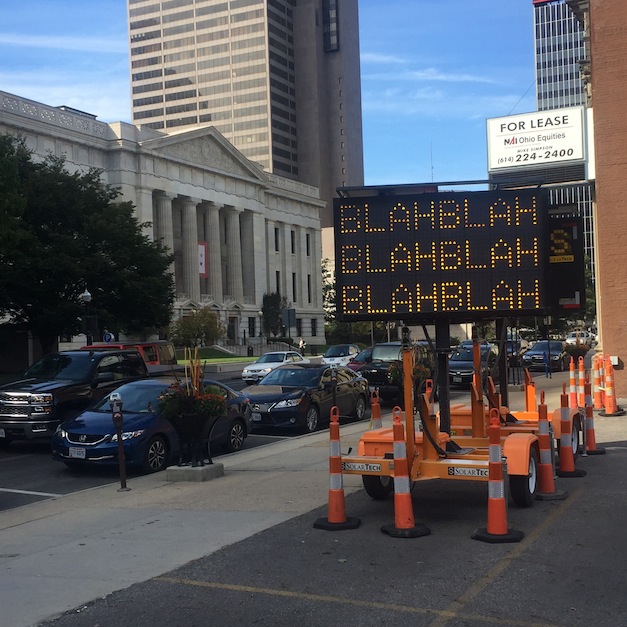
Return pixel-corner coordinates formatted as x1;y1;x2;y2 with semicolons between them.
509;448;538;507
362;474;394;500
572;417;582;459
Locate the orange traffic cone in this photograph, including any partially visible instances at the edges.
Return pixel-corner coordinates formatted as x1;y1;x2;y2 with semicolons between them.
584;379;606;455
472;409;524;543
556;390;586;478
569;357;577;409
381;408;430;538
370;390;382;429
577;356;586;408
592;354;604;411
599;358;626;416
535;392;567;500
314;406;361;530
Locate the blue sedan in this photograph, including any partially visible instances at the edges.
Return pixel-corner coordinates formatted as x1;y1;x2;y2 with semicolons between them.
51;377;252;473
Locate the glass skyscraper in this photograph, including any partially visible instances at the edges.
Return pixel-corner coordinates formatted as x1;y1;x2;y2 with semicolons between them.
127;0;364;233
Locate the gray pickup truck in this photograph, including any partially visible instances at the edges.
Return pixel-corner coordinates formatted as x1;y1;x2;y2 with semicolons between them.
0;349;149;443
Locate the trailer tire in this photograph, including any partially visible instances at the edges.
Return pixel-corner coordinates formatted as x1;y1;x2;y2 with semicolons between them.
509;447;538;507
362;474;394;500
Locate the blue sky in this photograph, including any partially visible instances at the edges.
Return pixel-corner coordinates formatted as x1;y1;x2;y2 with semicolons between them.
0;0;536;187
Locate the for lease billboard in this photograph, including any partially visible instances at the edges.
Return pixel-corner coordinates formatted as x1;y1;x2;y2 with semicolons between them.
487;106;585;172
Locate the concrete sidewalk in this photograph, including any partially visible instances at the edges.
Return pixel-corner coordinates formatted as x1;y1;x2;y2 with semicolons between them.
1;372;625;627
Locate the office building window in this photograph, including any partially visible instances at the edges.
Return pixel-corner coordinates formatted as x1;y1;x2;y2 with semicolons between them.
307;274;312;303
292;272;297;302
311;318;318;337
306;233;311;256
291;230;295;253
274;226;280;251
276;270;281;293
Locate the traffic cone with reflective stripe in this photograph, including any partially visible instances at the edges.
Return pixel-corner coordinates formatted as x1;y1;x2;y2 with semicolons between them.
569;357;577;409
556;388;586;478
599;358;626;416
472;409;524;543
592;354;604;411
314;406;361;530
584;379;606;455
577;356;586;408
535;392;567;500
381;408;430;538
370;389;382;429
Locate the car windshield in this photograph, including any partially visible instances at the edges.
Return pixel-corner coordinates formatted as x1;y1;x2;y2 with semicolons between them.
450;347;490;361
354;349;371;361
92;382;169;413
325;345;350;357
371;345;401;361
256;353;284;363
260;368;320;387
531;341;563;353
23;353;93;382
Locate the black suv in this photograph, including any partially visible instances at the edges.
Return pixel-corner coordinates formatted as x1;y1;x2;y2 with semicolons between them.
357;341;434;404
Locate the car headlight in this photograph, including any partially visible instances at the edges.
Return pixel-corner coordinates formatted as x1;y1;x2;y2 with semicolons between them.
111;430;145;442
31;393;53;403
56;427;67;438
551;355;560;360
272;398;302;409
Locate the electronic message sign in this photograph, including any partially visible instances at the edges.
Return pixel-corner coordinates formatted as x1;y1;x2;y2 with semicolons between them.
333;189;548;322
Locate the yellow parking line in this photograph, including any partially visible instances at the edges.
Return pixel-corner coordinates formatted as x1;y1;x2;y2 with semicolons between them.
156;577;557;626
429;486;583;627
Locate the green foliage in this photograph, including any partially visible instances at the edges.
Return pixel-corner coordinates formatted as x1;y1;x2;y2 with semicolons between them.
0;134;175;353
169;307;225;347
262;292;288;337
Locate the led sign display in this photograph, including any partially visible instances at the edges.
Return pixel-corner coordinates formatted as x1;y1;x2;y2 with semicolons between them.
333;189;548;322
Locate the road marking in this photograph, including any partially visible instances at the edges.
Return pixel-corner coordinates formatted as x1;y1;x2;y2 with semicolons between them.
0;488;62;498
429;486;584;627
155;577;557;626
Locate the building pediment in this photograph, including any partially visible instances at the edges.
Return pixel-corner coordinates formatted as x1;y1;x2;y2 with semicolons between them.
140;126;266;181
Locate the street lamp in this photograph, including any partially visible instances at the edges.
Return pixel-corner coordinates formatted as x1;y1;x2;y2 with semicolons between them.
79;289;93;345
257;310;264;347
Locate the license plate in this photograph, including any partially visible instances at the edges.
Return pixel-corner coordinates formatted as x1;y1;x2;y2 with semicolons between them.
0;428;5;438
69;447;86;459
453;376;462;383
252;412;262;422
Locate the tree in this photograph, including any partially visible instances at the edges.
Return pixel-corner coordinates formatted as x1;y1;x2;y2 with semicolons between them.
261;292;288;337
0;134;175;354
168;307;224;347
321;258;336;323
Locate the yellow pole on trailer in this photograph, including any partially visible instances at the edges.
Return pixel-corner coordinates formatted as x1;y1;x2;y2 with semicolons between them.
401;327;416;467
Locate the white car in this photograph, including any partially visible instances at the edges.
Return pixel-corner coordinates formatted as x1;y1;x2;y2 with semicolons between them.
241;351;310;383
321;343;361;367
565;330;594;346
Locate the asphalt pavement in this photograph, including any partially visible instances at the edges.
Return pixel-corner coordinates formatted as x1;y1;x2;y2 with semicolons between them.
1;370;626;627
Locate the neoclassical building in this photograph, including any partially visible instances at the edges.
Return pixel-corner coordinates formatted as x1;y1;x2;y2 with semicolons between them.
0;90;326;346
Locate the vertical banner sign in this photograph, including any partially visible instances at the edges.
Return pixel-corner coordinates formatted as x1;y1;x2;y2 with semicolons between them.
198;242;208;278
546;211;586;312
333;189;548;322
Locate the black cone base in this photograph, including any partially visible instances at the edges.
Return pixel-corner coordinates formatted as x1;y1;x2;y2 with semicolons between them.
536;489;568;501
599;408;626;417
586;447;606;455
472;527;524;543
381;523;431;538
556;468;586;477
313;516;361;531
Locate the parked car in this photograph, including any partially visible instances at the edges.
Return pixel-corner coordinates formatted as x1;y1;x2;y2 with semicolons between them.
51;377;252;474
358;341;435;403
347;347;373;371
520;340;569;372
243;363;369;433
0;349;149;443
565;330;594;347
80;341;177;366
321;343;361;367
241;351;310;384
506;339;528;366
449;344;498;387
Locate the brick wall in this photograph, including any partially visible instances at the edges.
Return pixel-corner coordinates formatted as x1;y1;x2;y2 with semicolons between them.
589;0;627;397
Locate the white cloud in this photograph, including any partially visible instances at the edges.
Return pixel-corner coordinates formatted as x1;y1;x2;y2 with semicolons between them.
361;52;407;65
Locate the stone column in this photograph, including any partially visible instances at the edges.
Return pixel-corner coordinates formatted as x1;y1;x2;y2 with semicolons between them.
155;193;175;274
182;198;201;302
206;203;223;302
224;206;244;301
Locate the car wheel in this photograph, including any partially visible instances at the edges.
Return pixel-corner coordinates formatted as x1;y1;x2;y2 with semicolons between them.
363;474;394;500
572;417;582;459
352;394;367;420
142;435;168;474
304;405;320;433
509;447;538;507
224;419;246;453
